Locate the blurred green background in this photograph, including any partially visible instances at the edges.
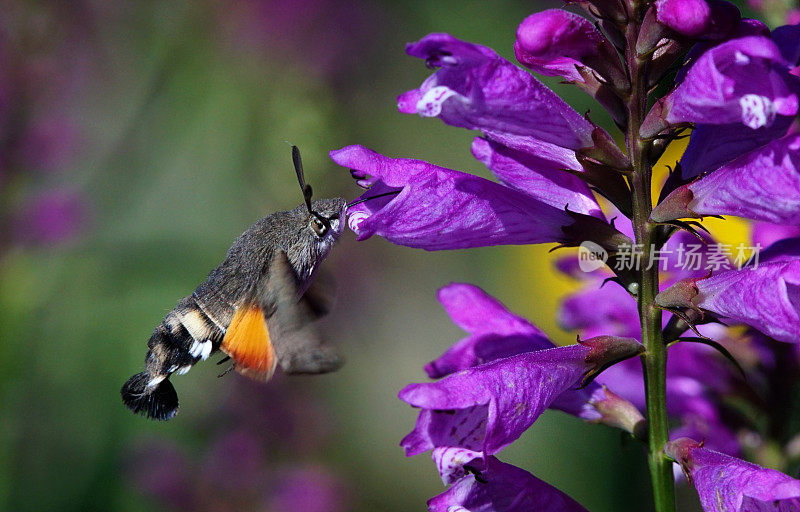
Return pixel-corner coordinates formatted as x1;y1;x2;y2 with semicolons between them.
0;1;759;511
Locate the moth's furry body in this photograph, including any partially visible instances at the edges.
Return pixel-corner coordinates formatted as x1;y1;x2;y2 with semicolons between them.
121;198;346;420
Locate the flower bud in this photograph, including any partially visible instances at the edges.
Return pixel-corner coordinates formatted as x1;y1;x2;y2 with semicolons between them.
650;185;696;222
515;10;627;90
587;387;647;439
655;0;710;37
579;335;644;384
654;278;701;311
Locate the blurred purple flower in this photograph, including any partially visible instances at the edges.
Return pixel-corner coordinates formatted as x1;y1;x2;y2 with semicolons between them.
13;189;86;245
214;0;383;81
127;376;349;512
267;466;349;512
666;438;800;511
127;439;197;511
16;117;80;174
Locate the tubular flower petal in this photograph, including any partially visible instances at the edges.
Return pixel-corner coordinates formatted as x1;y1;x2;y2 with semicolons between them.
643;36;800;136
424;283;555;379
424;284;645;428
752;222;800;248
652;134;800;223
427;457;589;512
399;337;641;456
333;145;623;251
397;33;598;151
470;137;603;218
675;115;793;179
666;438;800;511
656;257;800;343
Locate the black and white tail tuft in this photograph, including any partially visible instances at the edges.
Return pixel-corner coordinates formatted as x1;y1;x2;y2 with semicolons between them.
120;372;179;421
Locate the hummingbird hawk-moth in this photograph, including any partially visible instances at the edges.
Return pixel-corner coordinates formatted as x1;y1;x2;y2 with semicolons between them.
121;147;346;420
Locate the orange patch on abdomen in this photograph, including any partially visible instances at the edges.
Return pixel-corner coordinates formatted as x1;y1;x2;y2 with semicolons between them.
221;305;277;381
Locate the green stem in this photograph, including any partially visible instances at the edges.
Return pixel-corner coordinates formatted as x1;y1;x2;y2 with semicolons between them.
623;7;676;512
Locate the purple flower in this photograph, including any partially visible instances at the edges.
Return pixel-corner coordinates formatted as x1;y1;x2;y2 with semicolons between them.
332;145;620;250
643;35;800;135
652;133;800;224
655;257;800;343
666;438;800;510
423;282;647;436
399;337;642;456
397;33;597;151
514;9;623;86
428;456;589;512
424;283;555;379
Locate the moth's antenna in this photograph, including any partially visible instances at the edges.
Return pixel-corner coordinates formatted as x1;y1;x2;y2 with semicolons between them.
292;145;314;213
347;190;401;208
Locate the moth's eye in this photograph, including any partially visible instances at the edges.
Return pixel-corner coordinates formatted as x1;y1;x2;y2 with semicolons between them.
311;217;329;237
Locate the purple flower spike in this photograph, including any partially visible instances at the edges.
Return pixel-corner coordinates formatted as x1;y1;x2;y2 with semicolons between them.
399;337;642;456
333;145;598;250
655;0;711;37
514;10;622;86
471;137;603;218
652;134;800;224
666;438;800;511
398;33;596;151
643;36;800;136
425;283;555;379
655;258;800;343
428;457;589;512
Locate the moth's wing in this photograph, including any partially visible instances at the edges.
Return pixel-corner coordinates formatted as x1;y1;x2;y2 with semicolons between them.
264;251;343;374
219;301;277;381
302;267;337;319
